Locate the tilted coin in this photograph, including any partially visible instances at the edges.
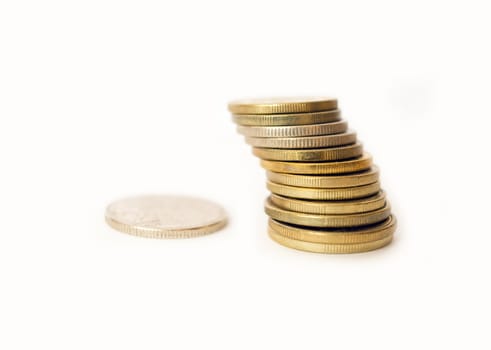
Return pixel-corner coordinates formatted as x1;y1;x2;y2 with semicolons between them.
253;142;363;162
270;191;387;215
264;197;391;227
260;153;373;174
269;215;396;244
268;227;393;254
267;181;380;200
237;120;348;138
245;130;357;149
232;109;341;126
228;97;338;115
266;166;379;188
105;195;227;239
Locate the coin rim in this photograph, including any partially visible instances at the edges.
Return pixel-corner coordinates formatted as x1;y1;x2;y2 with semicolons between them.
269;191;387;214
232;109;341;126
268;228;393;254
236;120;348;138
260;153;373;174
105;216;227;239
245;130;357;149
253;142;363;162
266;166;379;188
268;215;396;244
266;180;381;200
228;97;338;114
264;197;391;227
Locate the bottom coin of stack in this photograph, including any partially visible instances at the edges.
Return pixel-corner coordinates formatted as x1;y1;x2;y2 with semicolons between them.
229;97;396;254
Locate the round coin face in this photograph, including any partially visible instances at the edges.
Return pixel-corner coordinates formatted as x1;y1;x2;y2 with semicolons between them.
105;195;227;239
228;96;338;114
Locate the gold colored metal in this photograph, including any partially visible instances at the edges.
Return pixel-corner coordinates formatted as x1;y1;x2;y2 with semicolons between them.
245;130;356;149
264;197;391;227
267;181;380;200
269;215;396;244
260;153;373;174
237;120;348;138
228;97;338;115
266;166;379;188
268;228;393;254
270;191;386;214
105;195;227;239
232;109;341;126
253;142;363;162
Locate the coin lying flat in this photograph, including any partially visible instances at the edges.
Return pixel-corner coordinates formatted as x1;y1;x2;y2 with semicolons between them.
232;109;341;126
228;97;338;115
264;197;391;227
260;153;373;174
270;191;387;215
245;130;357;149
269;215;396;244
253;142;363;162
237;120;348;138
267;181;380;200
267;166;379;188
105;195;227;239
268;227;393;254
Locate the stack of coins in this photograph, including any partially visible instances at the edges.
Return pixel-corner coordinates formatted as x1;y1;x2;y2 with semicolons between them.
228;97;396;254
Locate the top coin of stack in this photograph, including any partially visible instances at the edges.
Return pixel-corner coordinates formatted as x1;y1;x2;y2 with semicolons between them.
229;97;396;254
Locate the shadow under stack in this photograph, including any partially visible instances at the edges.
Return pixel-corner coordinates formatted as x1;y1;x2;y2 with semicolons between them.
229;97;396;254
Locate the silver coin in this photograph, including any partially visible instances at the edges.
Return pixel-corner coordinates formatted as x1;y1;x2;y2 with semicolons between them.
236;120;348;138
245;130;357;149
105;195;227;239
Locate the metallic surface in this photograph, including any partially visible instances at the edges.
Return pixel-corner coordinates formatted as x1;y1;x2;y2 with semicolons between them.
270;191;386;214
253;142;363;162
260;153;373;174
245;130;356;149
237;120;348;138
228;96;396;254
267;181;380;200
266;166;379;188
105;195;227;239
228;97;338;114
269;215;396;244
232;109;341;126
268;228;393;254
264;197;391;227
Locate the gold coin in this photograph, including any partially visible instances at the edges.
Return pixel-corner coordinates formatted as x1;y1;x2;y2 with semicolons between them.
232;109;341;126
270;191;386;215
264;197;391;227
267;166;379;188
260;153;373;174
228;97;338;115
253;142;363;162
105;195;227;239
269;215;396;244
268;227;393;254
245;130;357;149
237;120;348;138
267;181;380;200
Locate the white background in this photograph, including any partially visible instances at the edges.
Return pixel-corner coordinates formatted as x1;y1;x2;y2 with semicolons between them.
1;0;490;349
